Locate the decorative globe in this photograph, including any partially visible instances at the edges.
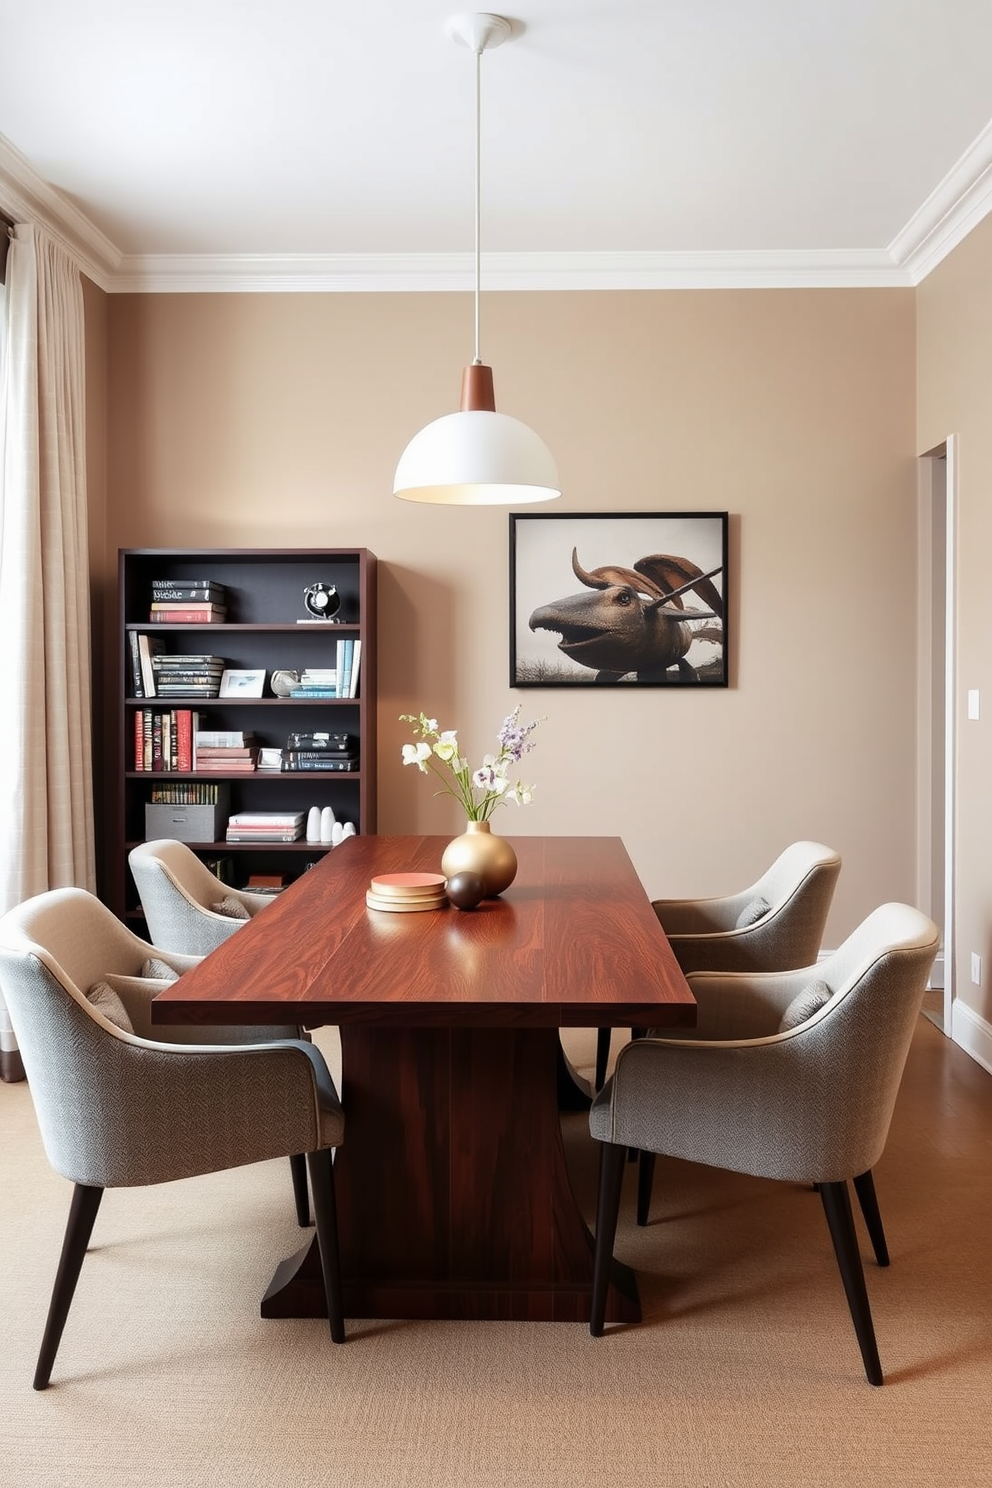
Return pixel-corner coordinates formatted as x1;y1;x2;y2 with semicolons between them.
445;872;486;910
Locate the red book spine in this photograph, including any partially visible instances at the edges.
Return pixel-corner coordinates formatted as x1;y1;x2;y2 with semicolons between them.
150;607;226;623
134;710;145;770
176;709;192;772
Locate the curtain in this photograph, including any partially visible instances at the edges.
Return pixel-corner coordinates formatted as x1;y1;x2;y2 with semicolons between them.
0;224;96;1081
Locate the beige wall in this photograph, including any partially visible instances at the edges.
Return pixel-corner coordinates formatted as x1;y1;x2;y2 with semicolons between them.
918;213;992;1026
103;286;918;943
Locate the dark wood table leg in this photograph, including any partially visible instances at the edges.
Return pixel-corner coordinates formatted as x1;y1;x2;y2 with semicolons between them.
261;1024;639;1324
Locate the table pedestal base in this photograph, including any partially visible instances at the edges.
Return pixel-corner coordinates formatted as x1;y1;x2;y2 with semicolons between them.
261;1024;639;1325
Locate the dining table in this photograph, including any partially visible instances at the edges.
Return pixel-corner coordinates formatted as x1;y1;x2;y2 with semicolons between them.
151;833;696;1324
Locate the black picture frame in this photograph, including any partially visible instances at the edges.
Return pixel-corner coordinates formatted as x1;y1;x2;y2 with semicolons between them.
509;511;729;688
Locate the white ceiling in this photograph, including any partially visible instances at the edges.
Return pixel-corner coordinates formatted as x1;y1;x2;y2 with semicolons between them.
2;0;992;292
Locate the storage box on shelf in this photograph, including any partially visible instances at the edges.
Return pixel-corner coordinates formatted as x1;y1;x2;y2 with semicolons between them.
111;547;377;927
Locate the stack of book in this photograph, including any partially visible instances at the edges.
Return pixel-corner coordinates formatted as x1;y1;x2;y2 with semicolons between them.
133;707;199;771
151;654;227;698
288;669;338;698
225;811;306;844
336;637;361;697
194;729;258;772
281;731;358;773
149;578;228;624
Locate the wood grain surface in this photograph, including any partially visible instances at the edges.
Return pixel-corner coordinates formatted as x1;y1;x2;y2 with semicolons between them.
152;835;695;1323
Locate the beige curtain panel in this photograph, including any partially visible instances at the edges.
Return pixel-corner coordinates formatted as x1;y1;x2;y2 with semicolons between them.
0;223;96;1080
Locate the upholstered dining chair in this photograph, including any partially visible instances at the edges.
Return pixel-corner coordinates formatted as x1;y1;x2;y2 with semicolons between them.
129;838;277;956
0;887;346;1388
594;841;842;1089
588;902;939;1385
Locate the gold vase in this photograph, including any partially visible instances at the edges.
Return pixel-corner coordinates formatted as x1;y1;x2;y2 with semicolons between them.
441;820;517;898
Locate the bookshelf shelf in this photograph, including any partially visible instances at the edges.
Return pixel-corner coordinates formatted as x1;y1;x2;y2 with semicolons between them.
113;547;377;924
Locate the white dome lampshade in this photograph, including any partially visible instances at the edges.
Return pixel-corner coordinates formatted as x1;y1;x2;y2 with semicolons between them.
394;392;560;506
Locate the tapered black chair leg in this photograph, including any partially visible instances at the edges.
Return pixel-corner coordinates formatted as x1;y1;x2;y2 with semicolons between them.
307;1149;345;1344
853;1170;889;1267
636;1151;656;1226
289;1152;311;1227
819;1180;883;1386
595;1028;611;1091
590;1141;627;1336
34;1183;104;1390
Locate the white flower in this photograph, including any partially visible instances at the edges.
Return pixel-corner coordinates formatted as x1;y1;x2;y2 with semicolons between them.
401;741;432;773
433;731;459;762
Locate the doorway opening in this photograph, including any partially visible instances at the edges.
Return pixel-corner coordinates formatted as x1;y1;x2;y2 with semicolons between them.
917;439;955;1034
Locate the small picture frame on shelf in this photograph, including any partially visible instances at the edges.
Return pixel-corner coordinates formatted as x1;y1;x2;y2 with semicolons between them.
219;668;266;698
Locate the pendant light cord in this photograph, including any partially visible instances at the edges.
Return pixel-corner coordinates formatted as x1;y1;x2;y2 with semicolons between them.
473;45;482;366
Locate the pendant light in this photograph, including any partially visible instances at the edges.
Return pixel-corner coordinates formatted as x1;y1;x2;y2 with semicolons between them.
393;12;560;506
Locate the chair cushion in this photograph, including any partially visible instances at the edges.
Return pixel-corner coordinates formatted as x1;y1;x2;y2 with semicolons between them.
778;979;832;1032
141;957;180;981
210;896;251;920
735;896;771;929
86;981;135;1033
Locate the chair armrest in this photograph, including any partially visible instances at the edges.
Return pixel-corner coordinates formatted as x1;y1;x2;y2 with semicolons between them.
652;895;745;934
103;975;302;1046
673;966;824;1039
590;1028;864;1185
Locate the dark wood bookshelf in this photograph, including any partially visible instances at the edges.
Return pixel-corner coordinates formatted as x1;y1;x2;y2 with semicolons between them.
114;547;377;924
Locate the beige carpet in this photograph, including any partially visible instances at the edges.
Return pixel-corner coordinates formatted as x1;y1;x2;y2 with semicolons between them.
2;1021;991;1488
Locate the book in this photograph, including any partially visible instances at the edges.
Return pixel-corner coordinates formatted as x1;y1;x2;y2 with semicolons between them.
176;710;196;772
281;756;358;772
195;730;254;748
227;812;306;829
224;831;304;843
194;745;258;758
196;758;258;772
128;631;144;696
285;731;354;750
151;580;225;596
339;638;355;697
348;638;362;698
136;634;165;697
288;686;339;698
153;654;227;666
149;604;228;623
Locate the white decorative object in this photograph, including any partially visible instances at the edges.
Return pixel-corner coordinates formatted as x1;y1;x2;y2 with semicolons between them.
331;821;344;846
306;807;321;842
341;821;356;839
320;807;336;843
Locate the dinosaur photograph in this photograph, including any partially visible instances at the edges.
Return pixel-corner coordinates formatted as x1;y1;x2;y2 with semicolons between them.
510;513;728;687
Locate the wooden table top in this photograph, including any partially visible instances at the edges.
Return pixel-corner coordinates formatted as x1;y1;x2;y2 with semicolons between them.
151;833;696;1031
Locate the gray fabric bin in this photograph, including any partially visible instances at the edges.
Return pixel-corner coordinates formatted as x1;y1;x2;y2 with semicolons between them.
144;798;227;844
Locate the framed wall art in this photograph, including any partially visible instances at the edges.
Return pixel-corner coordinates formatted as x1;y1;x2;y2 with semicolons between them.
509;511;728;687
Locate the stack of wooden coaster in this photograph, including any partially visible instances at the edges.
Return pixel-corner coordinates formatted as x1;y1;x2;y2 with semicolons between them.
366;872;448;912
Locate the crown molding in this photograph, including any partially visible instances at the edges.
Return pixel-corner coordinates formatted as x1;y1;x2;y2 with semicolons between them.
0;134;121;290
889;116;992;284
110;247;912;293
5;117;992;294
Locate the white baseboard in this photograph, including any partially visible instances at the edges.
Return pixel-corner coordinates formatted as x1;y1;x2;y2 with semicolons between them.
951;999;992;1075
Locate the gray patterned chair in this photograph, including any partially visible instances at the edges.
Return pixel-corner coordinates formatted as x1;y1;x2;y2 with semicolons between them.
0;887;346;1388
588;902;939;1385
129;838;277;956
595;841;842;1089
